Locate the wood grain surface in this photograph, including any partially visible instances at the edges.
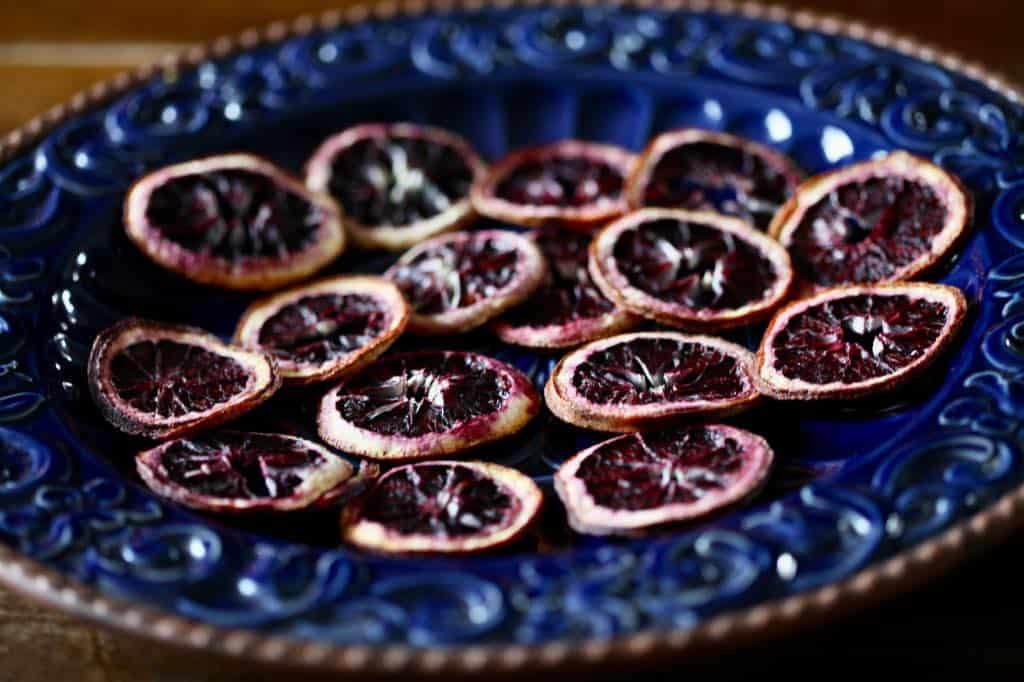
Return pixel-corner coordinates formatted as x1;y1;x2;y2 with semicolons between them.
1;1;1021;679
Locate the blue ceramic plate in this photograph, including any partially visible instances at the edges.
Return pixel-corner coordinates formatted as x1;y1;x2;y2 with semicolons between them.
1;1;1023;674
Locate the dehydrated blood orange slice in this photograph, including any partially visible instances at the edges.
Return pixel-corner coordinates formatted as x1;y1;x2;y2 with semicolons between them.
125;154;345;291
491;230;638;349
589;208;793;331
626;128;803;230
756;282;967;400
385;229;545;335
305;123;486;251
471;140;635;231
340;460;542;555
555;424;773;536
88;318;280;439
318;351;540;460
136;431;378;514
545;331;759;432
769;151;971;289
234;275;408;385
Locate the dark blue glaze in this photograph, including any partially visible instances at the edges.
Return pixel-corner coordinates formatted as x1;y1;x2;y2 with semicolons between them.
0;4;1022;646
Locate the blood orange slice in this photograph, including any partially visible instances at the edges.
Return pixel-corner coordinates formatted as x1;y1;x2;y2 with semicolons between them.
471;140;635;231
385;229;546;335
545;331;760;432
756;282;967;400
124;153;345;290
234;275;408;385
318;351;540;460
88;318;280;439
340;460;542;555
137;431;377;513
555;424;773;535
626;128;803;230
589;208;793;331
770;151;971;289
306;123;486;251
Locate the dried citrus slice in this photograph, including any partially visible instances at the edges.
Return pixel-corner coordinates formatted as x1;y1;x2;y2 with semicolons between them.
124;153;345;290
626;128;803;230
756;282;967;400
88;318;280;439
318;351;540;460
590;208;793;331
492;229;638;349
340;460;542;554
770;151;971;289
555;424;773;535
306;123;486;251
137;431;377;513
471;140;635;231
234;275;408;385
545;331;759;432
385;229;546;335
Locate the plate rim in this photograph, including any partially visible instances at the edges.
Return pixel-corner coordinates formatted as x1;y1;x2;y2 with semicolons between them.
1;0;1022;674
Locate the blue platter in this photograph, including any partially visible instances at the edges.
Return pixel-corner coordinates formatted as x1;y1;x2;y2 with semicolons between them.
1;1;1023;673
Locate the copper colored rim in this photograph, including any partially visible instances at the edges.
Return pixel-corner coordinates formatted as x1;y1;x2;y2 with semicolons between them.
2;0;1023;676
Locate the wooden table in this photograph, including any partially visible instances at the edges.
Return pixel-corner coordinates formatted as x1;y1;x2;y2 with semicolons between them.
2;1;1022;679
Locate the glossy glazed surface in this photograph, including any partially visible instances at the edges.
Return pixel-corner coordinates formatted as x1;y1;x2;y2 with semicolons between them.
0;2;1018;654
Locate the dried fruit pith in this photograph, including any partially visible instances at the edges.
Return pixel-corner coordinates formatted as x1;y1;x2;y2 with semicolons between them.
88;318;280;440
385;229;546;335
318;351;540;460
340;460;543;554
137;431;377;513
306;123;486;251
492;230;638;349
555;424;774;535
589;208;793;331
757;282;967;400
234;275;409;385
770;151;971;289
545;331;760;432
471;140;635;231
124;154;345;290
626;128;803;230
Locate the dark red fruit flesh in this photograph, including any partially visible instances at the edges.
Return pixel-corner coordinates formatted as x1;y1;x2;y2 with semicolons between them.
257;293;388;365
495;156;624;207
334;354;508;437
156;432;327;500
770;293;949;384
110;340;249;417
501;231;616;327
327;136;474;227
572;337;748;405
641;142;793;230
145;169;323;260
612;218;778;311
357;463;519;537
389;235;520;315
576;427;748;510
788;177;948;286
